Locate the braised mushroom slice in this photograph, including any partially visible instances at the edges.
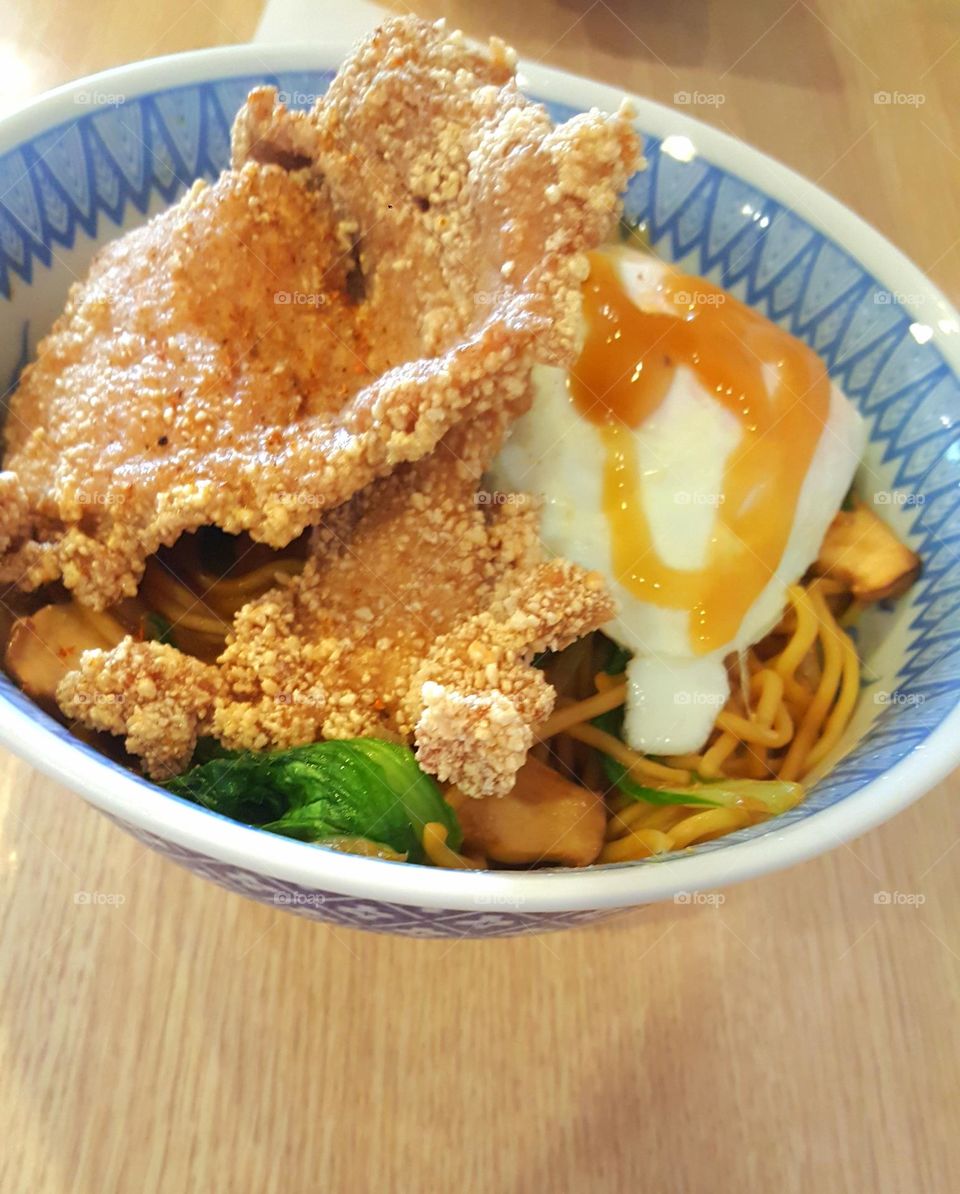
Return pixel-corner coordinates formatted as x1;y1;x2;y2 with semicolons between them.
446;756;606;867
812;501;921;602
5;603;125;703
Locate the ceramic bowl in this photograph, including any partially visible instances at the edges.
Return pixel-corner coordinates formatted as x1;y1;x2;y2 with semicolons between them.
0;44;958;937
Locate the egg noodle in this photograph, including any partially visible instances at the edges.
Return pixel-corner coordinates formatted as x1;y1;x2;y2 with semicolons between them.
140;539;307;661
142;539;860;868
532;579;861;863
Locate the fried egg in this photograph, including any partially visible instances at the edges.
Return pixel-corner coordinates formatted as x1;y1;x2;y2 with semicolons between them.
491;245;865;754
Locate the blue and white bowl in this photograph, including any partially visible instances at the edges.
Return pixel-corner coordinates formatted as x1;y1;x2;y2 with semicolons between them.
0;45;958;938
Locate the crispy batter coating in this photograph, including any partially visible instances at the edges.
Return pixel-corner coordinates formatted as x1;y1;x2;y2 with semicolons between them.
0;472;27;556
211;415;615;796
408;559;612;795
0;15;639;609
60;414;615;795
57;639;219;779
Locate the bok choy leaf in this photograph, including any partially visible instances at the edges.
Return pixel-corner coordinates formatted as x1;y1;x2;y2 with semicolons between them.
165;738;461;863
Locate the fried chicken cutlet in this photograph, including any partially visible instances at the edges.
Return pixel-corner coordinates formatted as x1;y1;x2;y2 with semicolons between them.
59;412;615;794
0;16;638;610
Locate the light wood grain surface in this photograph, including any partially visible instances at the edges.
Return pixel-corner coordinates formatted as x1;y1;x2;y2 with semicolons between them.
1;2;958;1191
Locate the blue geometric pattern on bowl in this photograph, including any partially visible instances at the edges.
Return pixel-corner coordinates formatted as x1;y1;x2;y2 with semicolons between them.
0;74;956;936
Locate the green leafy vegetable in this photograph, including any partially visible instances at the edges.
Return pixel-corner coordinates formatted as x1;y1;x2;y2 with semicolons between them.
604;755;801;814
165;738;460;863
593;710;801;814
143;612;176;647
602;640;632;677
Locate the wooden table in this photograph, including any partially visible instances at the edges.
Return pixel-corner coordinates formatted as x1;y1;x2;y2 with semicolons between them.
1;2;958;1190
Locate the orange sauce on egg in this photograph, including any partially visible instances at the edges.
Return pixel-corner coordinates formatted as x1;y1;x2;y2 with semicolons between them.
570;252;831;654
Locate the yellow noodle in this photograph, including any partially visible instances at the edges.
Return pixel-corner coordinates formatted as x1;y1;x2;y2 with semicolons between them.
539;683;627;738
775;584;820;702
667;807;751;850
741;744;769;780
422;823;485;870
565;723;692;784
627;804;692;833
754;669;783;725
715;709;792;749
599;828;674;863
196;557;303;594
605;800;658;840
778;588;844;781
606;800;692;840
738;669;783;777
802;603;861;772
144;588;230;637
698;730;740;779
142;563;230;637
664;752;704;771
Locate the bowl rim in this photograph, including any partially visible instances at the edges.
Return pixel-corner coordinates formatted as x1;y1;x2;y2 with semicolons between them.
1;41;959;914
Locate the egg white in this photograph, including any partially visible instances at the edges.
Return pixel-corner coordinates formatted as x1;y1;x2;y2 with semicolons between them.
489;248;866;754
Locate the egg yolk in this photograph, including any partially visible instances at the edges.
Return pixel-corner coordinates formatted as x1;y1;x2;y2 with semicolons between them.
570;252;831;654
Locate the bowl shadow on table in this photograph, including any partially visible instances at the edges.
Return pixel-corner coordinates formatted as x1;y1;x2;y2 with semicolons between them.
405;0;846;90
